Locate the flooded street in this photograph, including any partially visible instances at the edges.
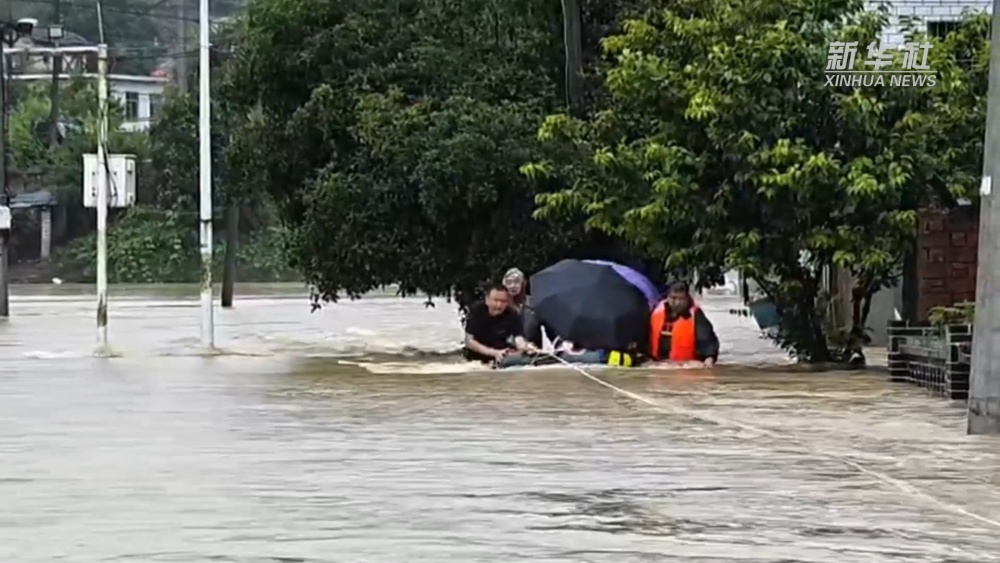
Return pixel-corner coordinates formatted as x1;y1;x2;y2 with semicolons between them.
1;284;999;562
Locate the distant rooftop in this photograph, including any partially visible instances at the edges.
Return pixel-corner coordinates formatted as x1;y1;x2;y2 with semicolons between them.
28;27;90;47
10;190;56;209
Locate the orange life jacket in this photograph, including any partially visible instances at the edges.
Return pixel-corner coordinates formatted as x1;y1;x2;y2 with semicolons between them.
649;301;699;361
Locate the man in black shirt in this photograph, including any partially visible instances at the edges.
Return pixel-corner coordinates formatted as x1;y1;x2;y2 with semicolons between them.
463;283;539;363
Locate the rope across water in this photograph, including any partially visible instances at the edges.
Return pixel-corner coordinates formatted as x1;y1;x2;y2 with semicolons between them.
538;351;1000;547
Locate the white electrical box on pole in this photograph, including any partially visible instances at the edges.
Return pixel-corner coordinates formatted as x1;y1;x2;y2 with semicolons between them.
83;154;136;208
969;0;1000;434
95;42;109;351
198;0;214;348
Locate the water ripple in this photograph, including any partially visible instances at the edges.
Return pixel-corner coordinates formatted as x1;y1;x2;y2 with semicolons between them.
0;286;998;561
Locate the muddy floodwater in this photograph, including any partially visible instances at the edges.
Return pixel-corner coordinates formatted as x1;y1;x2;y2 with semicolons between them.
1;284;999;562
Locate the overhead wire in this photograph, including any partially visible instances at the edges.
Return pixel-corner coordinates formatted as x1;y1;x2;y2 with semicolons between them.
6;0;243;51
8;0;246;23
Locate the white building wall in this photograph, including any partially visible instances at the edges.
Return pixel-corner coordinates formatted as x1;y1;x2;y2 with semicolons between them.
872;0;990;43
108;76;167;132
8;73;167;133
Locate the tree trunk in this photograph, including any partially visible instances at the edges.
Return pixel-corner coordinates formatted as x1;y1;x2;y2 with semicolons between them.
561;0;584;113
221;204;239;308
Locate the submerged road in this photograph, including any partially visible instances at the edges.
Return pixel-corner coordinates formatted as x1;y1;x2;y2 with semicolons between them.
0;284;998;562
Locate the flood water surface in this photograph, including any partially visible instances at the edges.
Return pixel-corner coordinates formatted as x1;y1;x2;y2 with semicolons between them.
1;284;999;562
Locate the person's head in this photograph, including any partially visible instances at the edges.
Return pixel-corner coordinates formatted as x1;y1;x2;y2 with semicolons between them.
485;283;511;316
666;281;692;313
502;268;526;297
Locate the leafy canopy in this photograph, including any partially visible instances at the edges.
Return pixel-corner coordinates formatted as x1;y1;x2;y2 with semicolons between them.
525;0;987;360
223;0;606;307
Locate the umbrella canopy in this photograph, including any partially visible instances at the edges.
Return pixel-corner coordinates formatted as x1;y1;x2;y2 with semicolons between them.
584;259;660;308
531;259;651;350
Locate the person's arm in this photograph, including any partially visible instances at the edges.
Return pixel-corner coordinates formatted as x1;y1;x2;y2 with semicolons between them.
512;335;539;352
694;308;720;365
506;311;538;352
522;307;543;346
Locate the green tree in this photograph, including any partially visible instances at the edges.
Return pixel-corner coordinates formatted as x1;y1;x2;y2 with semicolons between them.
223;0;612;308
139;83;298;282
7;80;147;243
145;22;243;211
526;1;986;361
144;87;230;211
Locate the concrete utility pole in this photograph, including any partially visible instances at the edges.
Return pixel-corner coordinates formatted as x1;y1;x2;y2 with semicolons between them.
96;42;109;348
0;21;13;318
46;0;62;147
0;44;8;318
199;0;214;347
968;0;1000;434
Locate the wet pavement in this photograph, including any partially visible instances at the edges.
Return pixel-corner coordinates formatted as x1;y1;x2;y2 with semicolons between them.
1;284;999;562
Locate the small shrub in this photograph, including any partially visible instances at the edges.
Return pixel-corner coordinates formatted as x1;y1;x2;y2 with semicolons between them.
927;301;975;328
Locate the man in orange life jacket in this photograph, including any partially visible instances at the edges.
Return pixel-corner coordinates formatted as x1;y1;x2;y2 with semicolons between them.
649;281;720;367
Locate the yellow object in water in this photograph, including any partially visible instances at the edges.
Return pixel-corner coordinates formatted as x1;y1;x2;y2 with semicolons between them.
606;350;633;367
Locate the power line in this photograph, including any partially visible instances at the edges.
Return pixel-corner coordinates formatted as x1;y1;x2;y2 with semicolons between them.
9;0;245;23
4;0;243;59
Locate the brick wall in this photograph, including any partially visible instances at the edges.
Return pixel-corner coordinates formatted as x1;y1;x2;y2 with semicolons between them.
876;0;989;43
916;207;979;319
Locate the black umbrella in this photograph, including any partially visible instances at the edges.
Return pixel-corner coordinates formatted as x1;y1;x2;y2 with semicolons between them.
530;259;650;351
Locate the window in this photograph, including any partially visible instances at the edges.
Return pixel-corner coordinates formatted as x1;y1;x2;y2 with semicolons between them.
124;92;139;120
149;94;163;119
927;20;961;40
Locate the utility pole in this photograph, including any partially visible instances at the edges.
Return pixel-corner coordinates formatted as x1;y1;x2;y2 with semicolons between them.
177;0;187;92
969;0;1000;435
0;22;13;318
46;0;62;147
199;0;214;347
96;42;109;349
0;62;7;319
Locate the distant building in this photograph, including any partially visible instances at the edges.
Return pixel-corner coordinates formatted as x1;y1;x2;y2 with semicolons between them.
2;18;168;132
879;0;988;43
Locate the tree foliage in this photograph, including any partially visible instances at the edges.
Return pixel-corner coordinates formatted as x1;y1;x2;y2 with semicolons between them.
55;205;298;283
145;88;231;210
140;85;295;268
145;23;244;211
219;0;989;360
526;0;987;361
223;0;619;308
8;80;134;173
3;75;293;282
7;80;147;245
